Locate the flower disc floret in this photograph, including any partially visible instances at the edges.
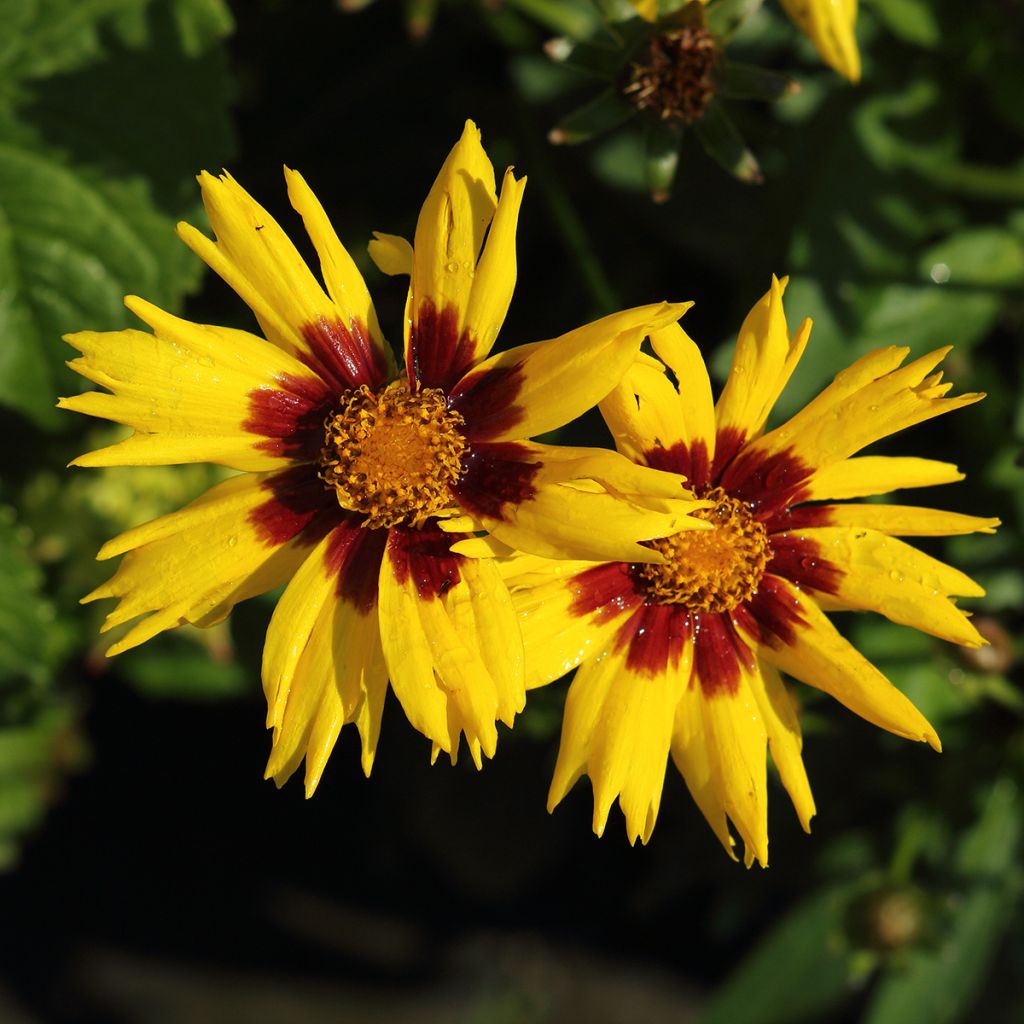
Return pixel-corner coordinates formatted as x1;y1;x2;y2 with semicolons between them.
637;487;768;612
622;27;718;124
319;380;468;529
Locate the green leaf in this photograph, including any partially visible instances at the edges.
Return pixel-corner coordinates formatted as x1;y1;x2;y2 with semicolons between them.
705;0;765;41
0;0;234;427
0;699;85;871
549;88;635;144
918;228;1024;290
715;59;797;103
699;886;854;1024
865;781;1022;1024
0;506;69;691
865;0;941;49
643;119;682;202
692;100;762;183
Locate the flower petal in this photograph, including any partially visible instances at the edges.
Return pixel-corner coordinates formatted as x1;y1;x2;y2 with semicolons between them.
728;347;983;493
377;527;521;764
450;302;689;443
785;503;999;537
670;678;737;860
88;468;339;656
407;120;498;389
368;232;413;277
455;442;704;563
61;299;333;471
548;642;688;844
715;276;809;447
263;522;388;792
804;455;965;501
752;662;815;833
741;575;941;750
650;320;717;460
463;168;527;364
780;0;861;83
511;561;642;690
778;526;986;647
695;653;770;868
178;170;388;390
599;357;688;463
284;167;393;372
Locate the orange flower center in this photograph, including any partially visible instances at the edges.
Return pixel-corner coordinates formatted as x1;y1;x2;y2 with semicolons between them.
637;488;768;612
319;380;467;529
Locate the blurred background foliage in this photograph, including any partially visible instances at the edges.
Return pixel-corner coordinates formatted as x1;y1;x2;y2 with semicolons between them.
0;0;1022;1021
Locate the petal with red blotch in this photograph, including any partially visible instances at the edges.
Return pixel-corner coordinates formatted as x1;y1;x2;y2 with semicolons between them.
86;468;340;657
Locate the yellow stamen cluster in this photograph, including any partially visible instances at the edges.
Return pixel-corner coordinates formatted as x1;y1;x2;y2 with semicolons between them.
319;380;468;529
622;26;718;125
638;488;768;612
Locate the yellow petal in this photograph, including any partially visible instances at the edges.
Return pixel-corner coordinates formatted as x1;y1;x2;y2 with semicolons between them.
780;0;861;83
284;167;392;369
463;168;527;364
60;301;332;471
179;171;388;388
450;302;689;443
752;663;815;832
737;347;983;481
548;645;687;844
812;504;999;537
368;232;413;277
698;662;770;868
670;678;737;859
376;534;451;754
715;276;809;445
805;456;965;501
599;357;688;463
519;441;698;510
511;562;639;690
407;120;497;385
88;469;333;656
649;319;717;463
477;481;704;564
263;526;387;793
750;576;941;750
790;526;986;647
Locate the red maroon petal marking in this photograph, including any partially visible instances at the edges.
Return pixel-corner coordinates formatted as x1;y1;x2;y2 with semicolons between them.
617;602;693;676
249;466;342;547
718;442;815;520
386;524;467;601
452;441;541;521
760;503;835;535
732;574;806;648
300;316;388;392
644;438;711;490
766;533;843;596
324;519;388;611
710;425;746;484
692;612;753;697
244;373;333;461
568;562;645;623
408;298;477;392
448;361;527;441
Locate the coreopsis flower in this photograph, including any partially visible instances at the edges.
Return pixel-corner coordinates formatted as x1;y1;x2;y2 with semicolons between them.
507;277;997;865
59;122;701;791
780;0;861;83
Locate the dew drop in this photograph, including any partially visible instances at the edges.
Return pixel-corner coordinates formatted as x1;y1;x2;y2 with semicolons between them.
227;535;238;548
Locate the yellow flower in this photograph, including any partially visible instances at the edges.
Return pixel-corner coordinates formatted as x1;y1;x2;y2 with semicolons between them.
780;0;861;82
507;277;997;865
60;121;703;791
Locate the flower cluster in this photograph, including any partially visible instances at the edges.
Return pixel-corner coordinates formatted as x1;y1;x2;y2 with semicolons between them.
62;122;995;865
